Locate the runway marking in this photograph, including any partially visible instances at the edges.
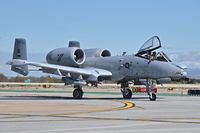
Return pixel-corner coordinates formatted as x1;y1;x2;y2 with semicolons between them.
1;100;200;125
90;101;135;112
49;100;135;116
51;115;200;124
1;113;200;124
0;100;135;120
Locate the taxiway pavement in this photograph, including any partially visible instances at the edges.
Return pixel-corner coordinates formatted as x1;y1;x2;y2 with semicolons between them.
0;89;200;133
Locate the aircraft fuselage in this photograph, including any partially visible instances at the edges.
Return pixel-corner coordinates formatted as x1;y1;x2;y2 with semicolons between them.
83;55;186;82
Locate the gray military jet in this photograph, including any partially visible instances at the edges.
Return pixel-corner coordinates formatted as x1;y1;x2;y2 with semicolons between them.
7;36;187;101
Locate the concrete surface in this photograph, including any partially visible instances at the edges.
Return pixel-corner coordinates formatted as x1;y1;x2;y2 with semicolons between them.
0;89;200;133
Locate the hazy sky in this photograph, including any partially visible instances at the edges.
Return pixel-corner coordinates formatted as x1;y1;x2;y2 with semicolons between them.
0;0;200;55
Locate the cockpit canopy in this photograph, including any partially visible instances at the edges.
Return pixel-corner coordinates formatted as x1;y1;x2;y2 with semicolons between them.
135;36;172;62
136;36;161;56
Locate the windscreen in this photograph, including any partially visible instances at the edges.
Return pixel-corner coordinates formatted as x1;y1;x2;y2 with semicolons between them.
156;51;172;62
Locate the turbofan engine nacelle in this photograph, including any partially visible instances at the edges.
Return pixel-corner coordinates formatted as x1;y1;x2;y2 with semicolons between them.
84;48;111;58
46;47;85;67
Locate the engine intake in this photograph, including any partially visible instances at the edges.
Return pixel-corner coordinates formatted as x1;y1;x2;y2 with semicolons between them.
46;47;85;67
74;49;85;64
84;48;111;57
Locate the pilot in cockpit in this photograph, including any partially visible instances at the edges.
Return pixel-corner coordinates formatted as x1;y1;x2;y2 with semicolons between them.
148;51;157;62
152;52;157;60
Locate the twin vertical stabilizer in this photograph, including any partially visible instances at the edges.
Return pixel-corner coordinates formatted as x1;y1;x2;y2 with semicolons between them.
11;38;29;76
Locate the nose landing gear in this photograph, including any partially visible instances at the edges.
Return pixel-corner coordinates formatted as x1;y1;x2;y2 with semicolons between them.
149;92;156;101
146;79;157;101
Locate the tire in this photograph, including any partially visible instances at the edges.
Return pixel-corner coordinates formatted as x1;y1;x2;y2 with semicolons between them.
149;93;156;101
122;88;132;99
73;89;83;99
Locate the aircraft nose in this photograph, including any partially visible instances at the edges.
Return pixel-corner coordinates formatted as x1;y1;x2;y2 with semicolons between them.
171;63;188;79
181;71;187;77
175;69;188;79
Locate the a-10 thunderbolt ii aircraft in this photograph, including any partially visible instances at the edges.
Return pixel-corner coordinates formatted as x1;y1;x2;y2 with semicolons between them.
7;36;187;101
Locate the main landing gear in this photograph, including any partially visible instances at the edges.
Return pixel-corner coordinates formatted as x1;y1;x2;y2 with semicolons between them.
120;82;132;99
70;79;156;100
62;77;84;99
73;85;83;99
146;79;157;101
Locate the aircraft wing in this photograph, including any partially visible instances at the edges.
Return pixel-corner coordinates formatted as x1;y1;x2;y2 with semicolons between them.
7;59;112;81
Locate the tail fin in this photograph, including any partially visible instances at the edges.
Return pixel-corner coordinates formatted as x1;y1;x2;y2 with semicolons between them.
11;38;29;76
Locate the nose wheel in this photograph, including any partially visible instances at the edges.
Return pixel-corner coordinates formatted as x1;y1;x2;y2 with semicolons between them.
149;93;156;101
146;79;157;101
73;85;83;99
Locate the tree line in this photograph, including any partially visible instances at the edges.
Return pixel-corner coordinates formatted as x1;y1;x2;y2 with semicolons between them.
0;73;62;83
